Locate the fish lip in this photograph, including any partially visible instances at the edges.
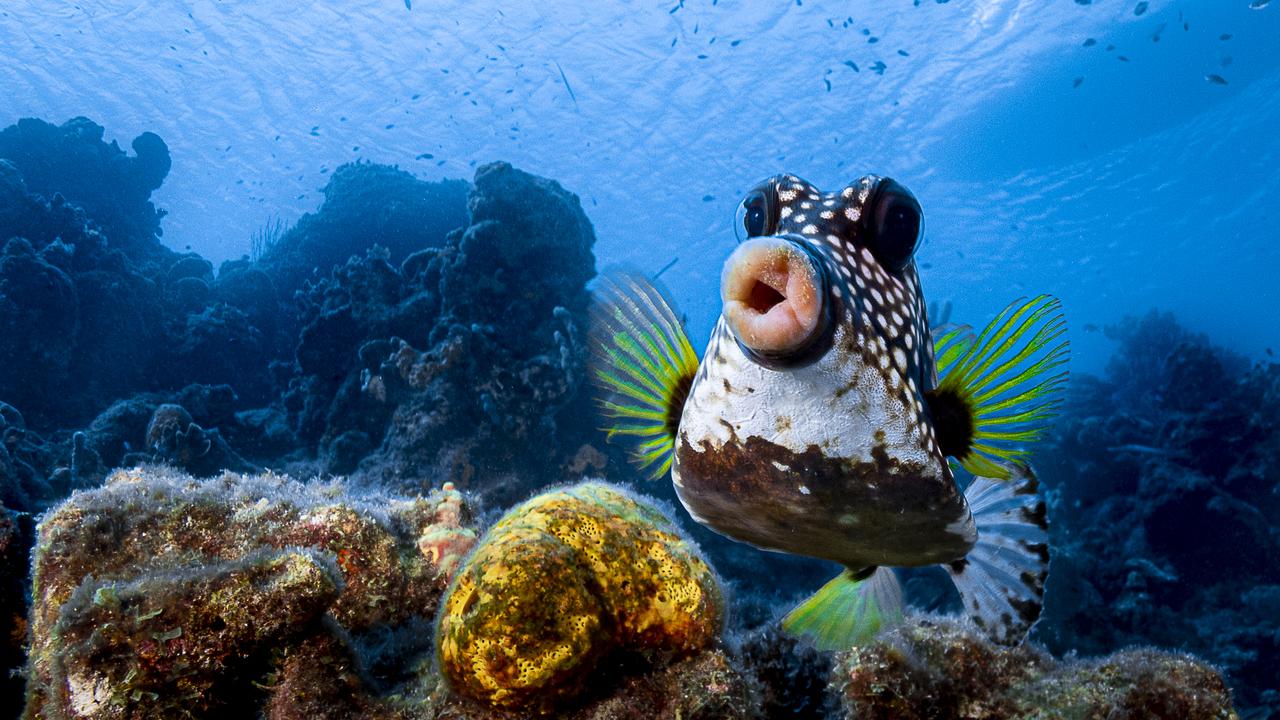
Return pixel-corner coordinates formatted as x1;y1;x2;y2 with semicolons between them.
721;234;835;370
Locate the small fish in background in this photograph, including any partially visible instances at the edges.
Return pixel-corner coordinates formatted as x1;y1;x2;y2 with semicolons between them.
1074;77;1085;88
1206;73;1229;85
590;173;1068;650
404;0;410;9
1249;0;1270;9
927;298;953;326
1134;1;1149;16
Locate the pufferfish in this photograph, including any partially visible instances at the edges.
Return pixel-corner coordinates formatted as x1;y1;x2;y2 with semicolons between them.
588;173;1068;650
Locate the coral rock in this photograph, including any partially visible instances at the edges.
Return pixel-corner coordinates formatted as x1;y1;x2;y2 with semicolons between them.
836;615;1238;719
24;467;476;718
436;481;723;715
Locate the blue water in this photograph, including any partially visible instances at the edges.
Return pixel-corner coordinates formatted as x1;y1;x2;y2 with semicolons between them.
4;0;1278;375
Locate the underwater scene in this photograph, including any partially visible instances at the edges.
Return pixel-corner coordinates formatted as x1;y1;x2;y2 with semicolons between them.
0;0;1277;717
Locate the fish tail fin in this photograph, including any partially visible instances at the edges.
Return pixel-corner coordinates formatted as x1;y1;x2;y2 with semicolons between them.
781;566;903;651
945;464;1049;644
926;295;1069;480
587;271;699;480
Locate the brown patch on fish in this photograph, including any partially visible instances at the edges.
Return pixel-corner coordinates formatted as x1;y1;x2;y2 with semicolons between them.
674;433;974;568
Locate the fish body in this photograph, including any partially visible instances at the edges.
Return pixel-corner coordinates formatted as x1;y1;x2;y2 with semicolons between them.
673;174;974;570
589;172;1066;649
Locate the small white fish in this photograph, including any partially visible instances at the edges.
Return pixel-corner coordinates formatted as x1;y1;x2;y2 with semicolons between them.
1249;0;1270;9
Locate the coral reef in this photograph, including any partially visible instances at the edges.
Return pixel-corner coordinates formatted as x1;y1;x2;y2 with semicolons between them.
0;501;33;709
0;117;170;261
836;615;1238;719
436;481;723;715
24;467;475;719
1;115;1265;719
1037;311;1280;717
255;162;469;307
21;469;752;720
289;161;598;501
0;117;600;518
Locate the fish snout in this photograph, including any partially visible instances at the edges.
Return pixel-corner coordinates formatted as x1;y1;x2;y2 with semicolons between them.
721;235;830;365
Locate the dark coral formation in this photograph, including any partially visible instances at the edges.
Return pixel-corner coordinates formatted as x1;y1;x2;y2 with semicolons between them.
0;501;33;709
836;615;1238;719
1037;311;1279;718
24;467;476;719
255;162;469;307
0;117;170;261
0;117;599;517
286;161;597;499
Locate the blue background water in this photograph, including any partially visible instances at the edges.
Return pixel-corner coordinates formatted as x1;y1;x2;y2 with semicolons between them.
3;1;1277;373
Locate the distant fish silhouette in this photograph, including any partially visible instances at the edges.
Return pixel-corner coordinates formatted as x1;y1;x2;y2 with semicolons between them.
555;61;579;110
1073;77;1084;88
1206;74;1229;85
404;0;410;8
653;256;679;279
1249;0;1270;9
1134;1;1148;15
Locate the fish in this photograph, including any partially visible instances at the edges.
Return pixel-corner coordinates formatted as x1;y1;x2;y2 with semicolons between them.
588;173;1068;650
554;61;579;110
1206;74;1229;85
1250;0;1270;9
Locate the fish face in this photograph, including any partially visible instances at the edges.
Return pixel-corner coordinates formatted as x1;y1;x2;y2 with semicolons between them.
672;174;976;569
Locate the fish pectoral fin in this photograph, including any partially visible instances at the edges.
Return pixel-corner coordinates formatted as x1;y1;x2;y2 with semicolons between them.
926;295;1069;480
587;270;699;479
945;464;1049;644
781;566;903;652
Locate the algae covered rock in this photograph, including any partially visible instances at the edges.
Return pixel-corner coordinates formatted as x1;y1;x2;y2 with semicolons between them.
836;615;1238;719
421;646;758;720
24;466;477;719
435;481;724;715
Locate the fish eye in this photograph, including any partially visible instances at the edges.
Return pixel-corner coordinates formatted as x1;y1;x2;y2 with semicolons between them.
733;177;780;243
868;179;923;272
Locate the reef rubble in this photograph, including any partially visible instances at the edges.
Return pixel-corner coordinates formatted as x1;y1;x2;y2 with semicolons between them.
837;615;1238;719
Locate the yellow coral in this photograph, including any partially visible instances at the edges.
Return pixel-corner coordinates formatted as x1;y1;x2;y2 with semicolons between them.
435;481;722;714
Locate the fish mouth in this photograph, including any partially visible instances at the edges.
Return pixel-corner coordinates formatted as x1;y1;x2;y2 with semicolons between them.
721;235;828;360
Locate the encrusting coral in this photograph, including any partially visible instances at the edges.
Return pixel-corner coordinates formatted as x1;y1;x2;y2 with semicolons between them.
835;615;1238;719
435;481;724;715
23;467;476;719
